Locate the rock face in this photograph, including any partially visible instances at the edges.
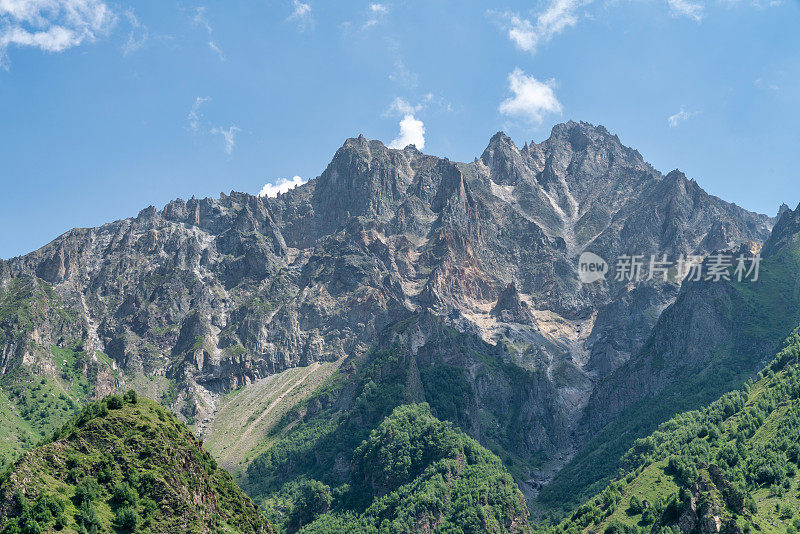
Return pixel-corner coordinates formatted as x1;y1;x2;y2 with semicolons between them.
538;204;800;511
676;466;744;534
0;122;774;486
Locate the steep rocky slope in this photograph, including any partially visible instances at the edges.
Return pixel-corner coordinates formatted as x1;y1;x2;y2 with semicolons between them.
240;311;567;520
0;394;274;533
539;203;800;513
0;121;776;508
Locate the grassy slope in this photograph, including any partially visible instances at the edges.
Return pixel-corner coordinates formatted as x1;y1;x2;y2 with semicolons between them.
0;395;275;534
538;241;800;516
545;324;800;533
204;361;342;472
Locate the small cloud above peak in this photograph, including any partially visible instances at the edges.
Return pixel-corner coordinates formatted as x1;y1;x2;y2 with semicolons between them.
389;115;425;150
258;176;308;197
499;68;562;125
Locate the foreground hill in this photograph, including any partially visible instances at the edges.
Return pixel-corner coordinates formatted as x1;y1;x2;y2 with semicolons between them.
0;394;274;533
545;324;800;533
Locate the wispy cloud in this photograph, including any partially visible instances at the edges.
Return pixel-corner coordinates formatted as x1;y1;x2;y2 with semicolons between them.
668;106;700;127
389;115;425;150
754;77;781;92
490;0;585;55
212;125;240;154
287;0;313;31
208;40;224;60
192;6;212;34
667;0;704;21
188;96;210;132
388;58;418;89
499;68;562;124
187;97;240;154
193;6;224;59
364;3;388;28
122;8;147;57
0;0;116;67
385;93;451;117
258;176;308;197
386;97;422;116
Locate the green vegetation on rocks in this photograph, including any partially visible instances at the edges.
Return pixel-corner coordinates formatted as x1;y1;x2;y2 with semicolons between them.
540;324;800;533
0;393;275;534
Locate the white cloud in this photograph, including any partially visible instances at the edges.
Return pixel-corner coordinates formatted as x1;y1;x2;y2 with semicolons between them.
492;0;584;55
188;96;210;132
668;106;700;127
287;0;313;30
498;68;562;124
212;125;240;154
389;114;425;150
258;176;308;197
364;3;388;28
667;0;704;20
0;0;115;66
122;7;147;57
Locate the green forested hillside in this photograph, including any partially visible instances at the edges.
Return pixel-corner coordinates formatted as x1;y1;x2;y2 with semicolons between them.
0;393;275;534
294;404;529;533
543;324;800;533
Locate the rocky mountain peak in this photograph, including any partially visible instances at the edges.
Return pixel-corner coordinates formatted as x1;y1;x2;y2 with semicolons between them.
663;169;698;193
762;202;800;257
546;120;619;152
481;131;520;159
479;131;528;186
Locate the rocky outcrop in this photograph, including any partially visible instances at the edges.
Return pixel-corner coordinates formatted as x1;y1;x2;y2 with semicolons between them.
676;466;745;534
491;283;534;324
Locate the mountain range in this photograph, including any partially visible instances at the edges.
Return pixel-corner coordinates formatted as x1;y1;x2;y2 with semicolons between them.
1;121;796;532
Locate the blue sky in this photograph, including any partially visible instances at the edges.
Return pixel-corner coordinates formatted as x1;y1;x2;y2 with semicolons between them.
0;0;797;259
